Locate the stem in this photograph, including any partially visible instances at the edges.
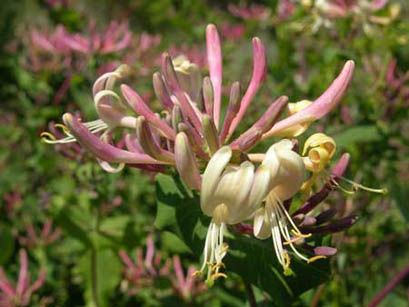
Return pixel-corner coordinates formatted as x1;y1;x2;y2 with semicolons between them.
91;207;101;307
311;284;325;307
244;280;257;307
368;262;409;307
91;247;100;307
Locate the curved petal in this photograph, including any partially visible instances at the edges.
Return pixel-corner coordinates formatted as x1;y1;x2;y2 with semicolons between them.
200;146;232;216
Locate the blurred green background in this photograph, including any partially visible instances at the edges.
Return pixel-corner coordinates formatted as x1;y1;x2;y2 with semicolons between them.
0;0;408;306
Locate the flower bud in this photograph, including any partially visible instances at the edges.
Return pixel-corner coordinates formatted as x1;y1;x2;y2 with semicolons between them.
174;132;201;190
202;115;220;155
136;116;174;163
202;77;214;117
153;72;173;110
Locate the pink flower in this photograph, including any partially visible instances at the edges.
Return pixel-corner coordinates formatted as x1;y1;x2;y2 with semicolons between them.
220;24;245;41
170;256;206;302
119;235;170;294
45;24;354;189
63;20;132;55
19;219;61;249
0;250;46;307
228;3;270;20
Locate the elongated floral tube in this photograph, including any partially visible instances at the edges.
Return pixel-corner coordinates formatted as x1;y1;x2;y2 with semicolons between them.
228;37;267;137
120;84;176;140
263;61;355;139
202;115;221;155
153;72;174;110
220;81;241;143
314;246;337;256
63;113;166;165
161;54;202;133
202;77;214;118
301;215;358;234
206;24;222;129
178;123;209;161
175;132;201;190
230;96;288;150
136;117;174;163
16;249;28;296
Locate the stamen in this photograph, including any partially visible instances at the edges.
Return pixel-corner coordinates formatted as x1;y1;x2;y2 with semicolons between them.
54;123;71;135
284;252;291;269
307;255;327;263
325;170;387;195
211;273;227;279
290;229;311;238
283;236;305;245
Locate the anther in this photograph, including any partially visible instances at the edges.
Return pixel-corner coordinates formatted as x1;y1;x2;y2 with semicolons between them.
307;255;327;263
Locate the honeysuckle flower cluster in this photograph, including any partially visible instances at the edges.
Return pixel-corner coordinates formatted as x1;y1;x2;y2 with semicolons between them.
18;219;61;250
119;235;170;294
119;235;205;300
304;0;400;33
0;250;46;307
43;24;385;284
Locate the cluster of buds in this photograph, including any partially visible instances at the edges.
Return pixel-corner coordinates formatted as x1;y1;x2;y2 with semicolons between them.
43;24;385;284
170;256;206;302
119;235;205;300
119;235;170;294
228;3;271;21
26;20;158;75
45;0;70;8
303;0;400;33
18;219;61;250
0;250;47;307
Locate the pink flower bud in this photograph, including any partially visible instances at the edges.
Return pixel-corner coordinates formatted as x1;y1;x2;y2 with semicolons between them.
206;24;223;129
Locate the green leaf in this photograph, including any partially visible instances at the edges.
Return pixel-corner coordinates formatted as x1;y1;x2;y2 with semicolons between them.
0;225;15;265
333;125;381;148
76;249;122;307
53;206;93;247
391;183;409;222
155;174;330;306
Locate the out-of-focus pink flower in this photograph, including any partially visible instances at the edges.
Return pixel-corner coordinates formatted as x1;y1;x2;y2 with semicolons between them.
0;250;46;307
119;235;170;294
30;25;71;54
228;3;270;20
220;24;245;41
170;256;206;302
277;0;296;20
45;0;70;8
3;191;22;218
19;219;61;249
63;20;132;55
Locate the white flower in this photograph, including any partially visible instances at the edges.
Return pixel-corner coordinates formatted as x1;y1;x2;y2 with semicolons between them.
198;146;271;283
253;139;322;272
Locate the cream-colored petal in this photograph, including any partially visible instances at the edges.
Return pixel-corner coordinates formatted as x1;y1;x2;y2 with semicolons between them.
253;207;271;239
201;146;232;216
235;164;271;222
272;146;306;200
214;161;255;223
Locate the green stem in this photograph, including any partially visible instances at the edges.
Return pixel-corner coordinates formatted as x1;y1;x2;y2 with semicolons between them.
91;207;101;307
